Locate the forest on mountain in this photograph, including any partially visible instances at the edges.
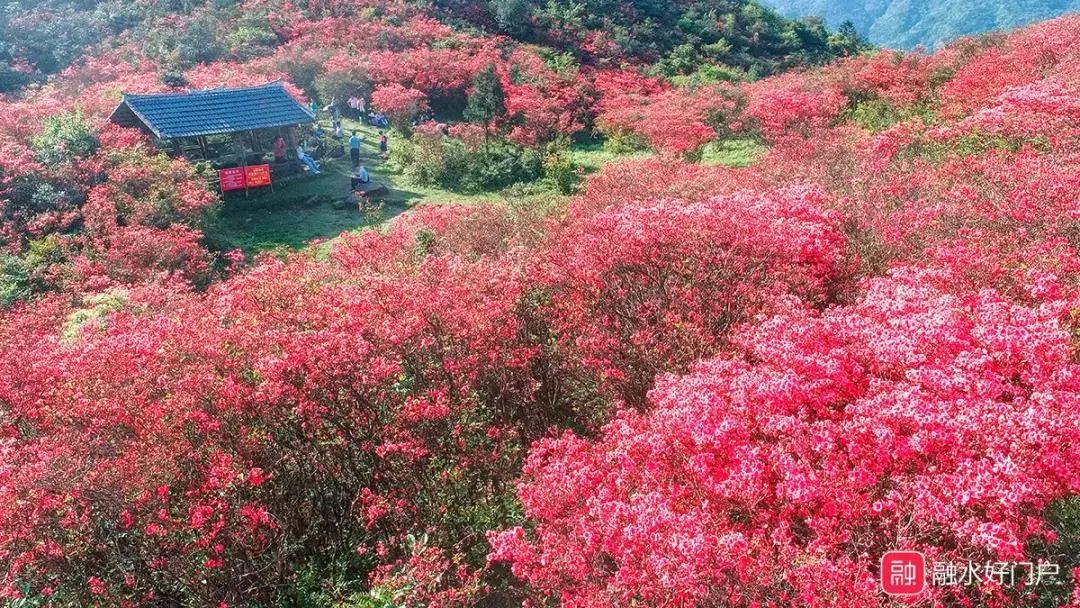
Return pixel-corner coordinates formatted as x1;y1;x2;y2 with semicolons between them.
0;0;862;93
1;0;1080;607
763;0;1080;49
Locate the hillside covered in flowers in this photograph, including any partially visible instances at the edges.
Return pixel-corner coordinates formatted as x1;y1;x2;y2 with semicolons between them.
1;1;1080;607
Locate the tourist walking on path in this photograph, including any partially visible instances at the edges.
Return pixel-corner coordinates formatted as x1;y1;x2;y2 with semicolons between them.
378;131;388;158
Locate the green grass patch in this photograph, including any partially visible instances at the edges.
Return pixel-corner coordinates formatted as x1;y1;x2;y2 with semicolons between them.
699;138;767;168
204;127;766;256
568;138;653;174
204;119;500;255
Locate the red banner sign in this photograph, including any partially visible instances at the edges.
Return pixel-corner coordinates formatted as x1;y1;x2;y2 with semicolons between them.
218;164;273;192
245;164;272;188
218;167;246;192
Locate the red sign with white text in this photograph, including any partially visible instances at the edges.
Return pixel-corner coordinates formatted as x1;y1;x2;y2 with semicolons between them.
245;164;272;188
218;167;246;192
217;164;273;192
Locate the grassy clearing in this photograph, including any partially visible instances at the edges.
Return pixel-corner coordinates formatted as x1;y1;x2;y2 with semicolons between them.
569;138;653;173
205;170;383;254
204;119;500;255
568;136;766;172
204;123;768;256
699;138;767;167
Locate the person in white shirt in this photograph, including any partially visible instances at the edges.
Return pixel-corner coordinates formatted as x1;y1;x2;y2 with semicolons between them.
296;144;320;174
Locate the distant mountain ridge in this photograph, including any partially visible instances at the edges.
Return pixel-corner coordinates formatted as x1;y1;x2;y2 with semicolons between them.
762;0;1080;48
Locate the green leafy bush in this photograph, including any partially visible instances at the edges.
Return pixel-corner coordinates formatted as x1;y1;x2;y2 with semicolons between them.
846;98;936;133
402;135;543;193
0;254;33;309
543;144;582;194
226;23;278;60
31;111;99;167
601;130;650;155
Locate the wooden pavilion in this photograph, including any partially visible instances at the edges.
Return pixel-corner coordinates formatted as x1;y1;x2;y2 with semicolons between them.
108;81;316;171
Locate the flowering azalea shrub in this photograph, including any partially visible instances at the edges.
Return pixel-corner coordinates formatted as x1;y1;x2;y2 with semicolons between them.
0;206;536;605
485;18;1080;608
742;73;849;142
535;185;852;406
596;85;741;157
0;115;220;298
1;5;1080;608
499;52;592;146
844;50;937;107
372;83;432;129
570;157;764;216
944;79;1080;150
0;203;616;606
937;18;1080;118
82;144;218;233
492;269;1080;607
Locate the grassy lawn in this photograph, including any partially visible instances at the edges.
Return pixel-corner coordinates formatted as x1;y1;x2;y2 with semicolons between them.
205;118;500;255
205;178;384;254
699;138;767;167
569;138;653;173
205;121;768;256
569;136;766;171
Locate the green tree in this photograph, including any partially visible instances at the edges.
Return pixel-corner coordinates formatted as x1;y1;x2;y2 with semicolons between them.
491;0;532;36
0;58;31;93
828;20;869;55
463;65;506;127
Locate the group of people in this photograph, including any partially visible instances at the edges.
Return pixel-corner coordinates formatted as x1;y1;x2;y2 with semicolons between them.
266;94;392;191
273;134;321;175
347;130;390;191
270;129;385;182
348;130;389;162
347;96;366;121
343;96;387;126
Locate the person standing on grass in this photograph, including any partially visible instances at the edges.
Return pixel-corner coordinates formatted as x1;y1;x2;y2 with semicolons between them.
329;97;341;125
378;131;388;158
349;130;363;167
